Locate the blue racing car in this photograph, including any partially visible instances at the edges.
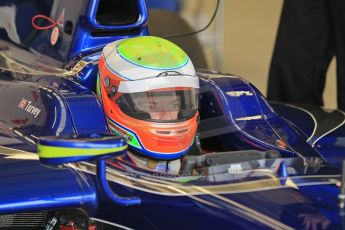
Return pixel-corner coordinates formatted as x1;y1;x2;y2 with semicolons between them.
0;0;345;229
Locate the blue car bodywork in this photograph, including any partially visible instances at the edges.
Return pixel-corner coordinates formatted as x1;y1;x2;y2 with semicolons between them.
0;0;345;229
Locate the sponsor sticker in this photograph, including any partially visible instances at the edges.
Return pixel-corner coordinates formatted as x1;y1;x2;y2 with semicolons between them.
235;115;263;121
18;98;42;118
57;8;65;28
50;27;59;45
226;91;254;97
228;164;243;174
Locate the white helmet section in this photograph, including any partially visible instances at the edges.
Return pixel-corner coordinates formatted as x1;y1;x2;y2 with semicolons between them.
118;75;199;93
102;39;196;80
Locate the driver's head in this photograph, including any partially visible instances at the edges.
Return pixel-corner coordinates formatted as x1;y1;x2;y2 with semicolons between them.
97;36;199;160
131;90;180;120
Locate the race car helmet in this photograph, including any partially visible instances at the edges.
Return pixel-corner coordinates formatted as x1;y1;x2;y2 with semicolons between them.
97;36;199;160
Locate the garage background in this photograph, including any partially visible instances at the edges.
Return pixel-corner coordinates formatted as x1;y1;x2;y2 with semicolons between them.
156;0;337;109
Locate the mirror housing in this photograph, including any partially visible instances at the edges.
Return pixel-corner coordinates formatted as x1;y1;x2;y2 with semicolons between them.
38;134;127;165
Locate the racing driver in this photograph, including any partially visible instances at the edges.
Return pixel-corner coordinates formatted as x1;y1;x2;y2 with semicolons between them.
97;36;199;174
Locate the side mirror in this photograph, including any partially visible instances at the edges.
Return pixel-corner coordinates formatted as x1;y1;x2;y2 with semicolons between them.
38;134;127;165
38;134;141;206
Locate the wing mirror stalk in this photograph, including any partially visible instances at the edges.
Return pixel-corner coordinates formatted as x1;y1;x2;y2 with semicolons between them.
37;134;141;206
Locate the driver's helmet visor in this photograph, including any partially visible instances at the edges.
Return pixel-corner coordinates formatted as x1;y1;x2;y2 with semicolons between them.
115;75;199;122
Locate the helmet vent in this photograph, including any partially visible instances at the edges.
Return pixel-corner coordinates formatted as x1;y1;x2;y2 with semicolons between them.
155;130;171;135
155;129;188;135
177;129;188;134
